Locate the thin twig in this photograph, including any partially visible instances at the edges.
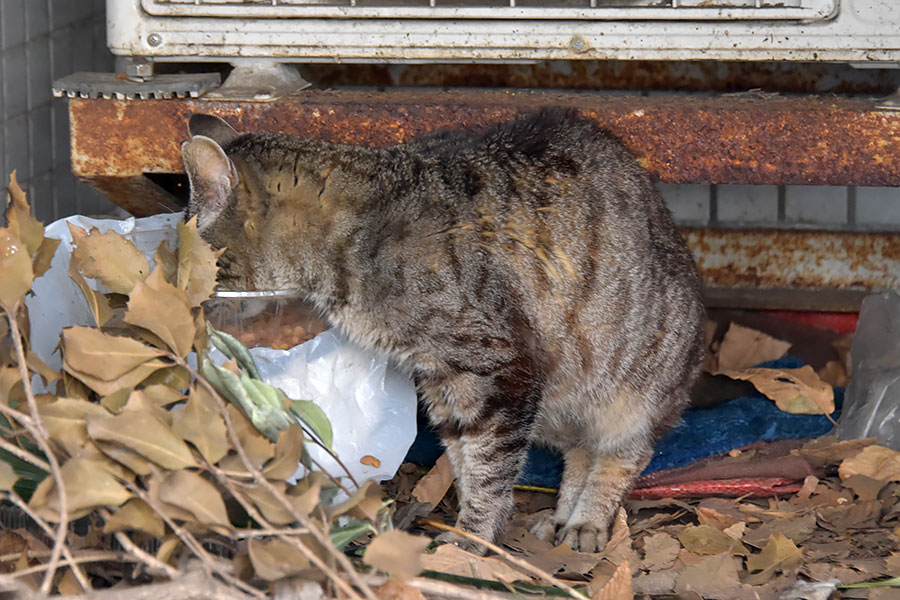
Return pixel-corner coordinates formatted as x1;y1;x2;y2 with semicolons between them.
179;355;379;600
0;491;91;590
300;425;360;490
422;520;586;600
128;483;266;599
6;303;73;593
231;527;311;538
307;453;354;498
0;401;33;428
98;509;182;580
10;551;125;578
208;463;363;600
0;435;50;472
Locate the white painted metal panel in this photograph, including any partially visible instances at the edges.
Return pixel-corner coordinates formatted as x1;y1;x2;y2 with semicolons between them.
106;0;900;63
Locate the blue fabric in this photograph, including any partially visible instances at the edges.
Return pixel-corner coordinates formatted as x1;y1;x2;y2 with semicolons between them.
403;357;842;488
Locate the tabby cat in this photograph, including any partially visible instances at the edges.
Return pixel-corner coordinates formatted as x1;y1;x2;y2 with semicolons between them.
182;109;705;553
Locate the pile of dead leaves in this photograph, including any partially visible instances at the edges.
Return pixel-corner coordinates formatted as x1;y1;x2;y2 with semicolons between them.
0;176;398;599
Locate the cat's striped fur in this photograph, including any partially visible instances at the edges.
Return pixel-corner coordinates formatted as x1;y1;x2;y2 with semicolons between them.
182;109;705;553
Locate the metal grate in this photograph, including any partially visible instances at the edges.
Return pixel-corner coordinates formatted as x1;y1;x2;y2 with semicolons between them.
141;0;835;20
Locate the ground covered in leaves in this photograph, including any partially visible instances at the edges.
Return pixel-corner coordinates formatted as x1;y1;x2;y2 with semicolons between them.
384;436;900;600
2;173;900;600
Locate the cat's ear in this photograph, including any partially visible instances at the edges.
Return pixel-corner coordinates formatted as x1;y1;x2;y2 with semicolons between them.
182;135;237;231
188;114;241;147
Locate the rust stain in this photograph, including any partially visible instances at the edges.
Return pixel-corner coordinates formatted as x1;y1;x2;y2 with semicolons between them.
70;91;900;189
682;228;900;291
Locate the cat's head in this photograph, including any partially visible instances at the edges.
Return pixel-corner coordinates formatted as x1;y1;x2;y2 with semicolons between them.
181;114;296;291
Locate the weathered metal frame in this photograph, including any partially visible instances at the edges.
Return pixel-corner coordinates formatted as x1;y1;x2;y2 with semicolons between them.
107;0;900;63
67;90;900;311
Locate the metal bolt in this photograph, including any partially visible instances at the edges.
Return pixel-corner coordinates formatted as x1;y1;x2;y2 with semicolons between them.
570;36;587;52
147;33;163;47
126;57;154;82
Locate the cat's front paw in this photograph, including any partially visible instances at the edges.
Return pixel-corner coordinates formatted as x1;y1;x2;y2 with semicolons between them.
557;523;608;554
529;514;559;544
435;531;488;556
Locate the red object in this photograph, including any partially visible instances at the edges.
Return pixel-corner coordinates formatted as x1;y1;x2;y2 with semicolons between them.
630;477;803;500
764;310;858;334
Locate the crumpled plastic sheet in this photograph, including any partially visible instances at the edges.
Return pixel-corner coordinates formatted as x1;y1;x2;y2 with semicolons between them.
27;212;418;484
836;289;900;448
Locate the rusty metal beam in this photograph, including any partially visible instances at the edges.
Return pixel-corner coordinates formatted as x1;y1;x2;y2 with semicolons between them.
69;90;900;196
685;228;900;311
67;91;900;310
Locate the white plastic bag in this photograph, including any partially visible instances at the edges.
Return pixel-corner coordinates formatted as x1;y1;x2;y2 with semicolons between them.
28;212;418;483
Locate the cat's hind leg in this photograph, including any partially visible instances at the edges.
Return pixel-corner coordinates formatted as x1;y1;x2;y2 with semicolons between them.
530;446;591;543
555;447;650;553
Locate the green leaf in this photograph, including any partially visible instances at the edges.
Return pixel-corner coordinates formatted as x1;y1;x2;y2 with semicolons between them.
200;358;289;443
841;577;900;590
330;518;375;551
291;400;333;450
207;325;260;380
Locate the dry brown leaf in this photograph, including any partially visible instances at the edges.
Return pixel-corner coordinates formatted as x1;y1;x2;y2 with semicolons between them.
716;322;791;372
26;351;59;385
66;358;167;397
95;441;152;477
420;543;524;583
674;552;742;598
124;267;196;358
242;482;296;526
412;453;455;508
153;240;178;285
525;543;603;577
591;559;632;600
722;522;746;541
68;223;149;294
839;445;900;482
6;173;44;257
67;262;113;328
602;507;636;567
177;217;221;306
37;396;109;457
248;538;310;582
33;456;132;519
0;227;35;311
678;525;748;556
141;384;185;408
226;405;275;470
364;530;430;581
159;470;230;529
633;570;677;596
696;506;737;530
717;365;834;415
640;533;680;571
62;326;164;382
842;474;888;501
86;410;195;470
156;535;180;566
287;473;324;517
262;425;303;480
57;568;84;595
171;384;229;465
103;499;166;538
745;533;802;583
375;579;427;600
331;480;384;522
817;360;849;388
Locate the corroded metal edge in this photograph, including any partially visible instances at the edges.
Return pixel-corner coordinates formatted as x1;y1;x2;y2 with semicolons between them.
69;91;900;187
